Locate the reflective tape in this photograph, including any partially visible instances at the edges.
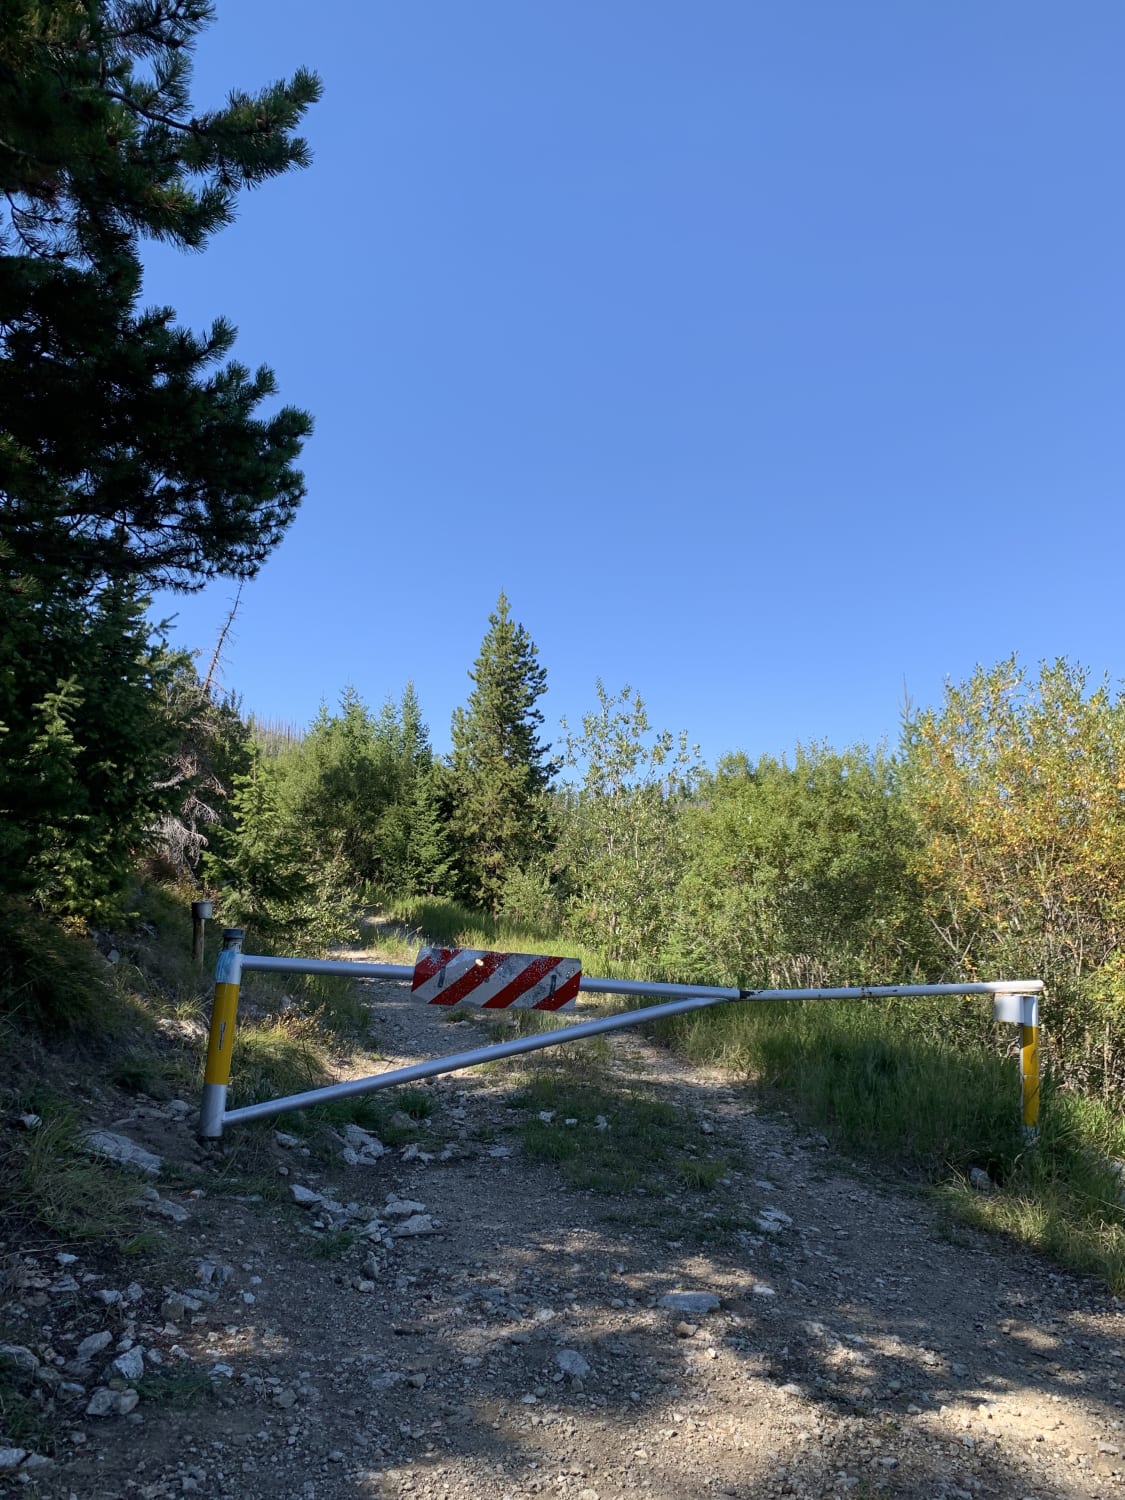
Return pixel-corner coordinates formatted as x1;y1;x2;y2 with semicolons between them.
411;947;582;1010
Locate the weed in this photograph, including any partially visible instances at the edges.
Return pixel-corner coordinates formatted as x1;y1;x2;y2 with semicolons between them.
659;999;1022;1177
938;1088;1125;1293
4;1112;142;1246
0;1364;54;1455
308;1229;359;1259
0;903;122;1035
110;1050;173;1097
398;1088;433;1120
671;1156;726;1190
136;1370;217;1407
228;1016;329;1108
304;1096;387;1133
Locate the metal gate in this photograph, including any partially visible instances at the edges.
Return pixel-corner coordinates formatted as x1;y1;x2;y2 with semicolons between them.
198;927;1042;1142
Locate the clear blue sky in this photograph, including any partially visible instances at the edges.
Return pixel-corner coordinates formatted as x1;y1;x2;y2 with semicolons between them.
147;1;1125;766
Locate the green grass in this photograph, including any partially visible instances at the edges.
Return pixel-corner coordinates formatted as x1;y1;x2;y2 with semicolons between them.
506;1069;732;1195
2;1110;144;1246
659;998;1024;1177
0;903;125;1035
938;1089;1125;1291
0;1360;55;1456
227;1015;331;1108
307;1228;360;1259
135;1370;218;1408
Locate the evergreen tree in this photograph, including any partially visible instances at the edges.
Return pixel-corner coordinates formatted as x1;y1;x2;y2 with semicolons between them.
0;0;321;592
449;592;557;910
0;577;187;916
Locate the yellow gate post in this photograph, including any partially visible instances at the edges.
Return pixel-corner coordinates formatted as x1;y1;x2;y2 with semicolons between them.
1020;996;1040;1140
199;928;244;1140
994;992;1040;1144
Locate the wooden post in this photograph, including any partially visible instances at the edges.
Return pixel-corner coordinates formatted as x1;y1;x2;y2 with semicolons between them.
191;900;213;970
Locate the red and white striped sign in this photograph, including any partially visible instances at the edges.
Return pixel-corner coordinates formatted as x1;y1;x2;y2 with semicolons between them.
411;947;582;1011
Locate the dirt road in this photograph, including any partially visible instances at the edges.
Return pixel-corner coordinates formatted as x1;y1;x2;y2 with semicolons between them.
11;973;1125;1499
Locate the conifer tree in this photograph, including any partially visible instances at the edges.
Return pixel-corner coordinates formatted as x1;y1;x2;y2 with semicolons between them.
449;592;557;910
0;0;321;592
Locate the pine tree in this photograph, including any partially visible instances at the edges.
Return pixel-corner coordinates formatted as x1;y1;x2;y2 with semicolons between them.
449;592;558;910
0;0;321;592
0;577;187;916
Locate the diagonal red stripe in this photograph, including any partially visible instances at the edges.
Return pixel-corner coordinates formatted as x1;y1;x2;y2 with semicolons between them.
533;968;582;1011
429;948;508;1006
480;954;563;1009
412;948;457;990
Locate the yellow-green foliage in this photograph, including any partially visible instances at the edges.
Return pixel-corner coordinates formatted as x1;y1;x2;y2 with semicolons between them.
903;656;1125;1091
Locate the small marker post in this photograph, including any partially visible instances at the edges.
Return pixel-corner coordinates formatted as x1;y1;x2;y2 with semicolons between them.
199;928;244;1140
191;900;213;970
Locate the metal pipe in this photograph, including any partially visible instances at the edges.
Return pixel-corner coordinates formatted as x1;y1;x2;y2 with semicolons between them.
240;954;413;980
236;950;1044;1002
221;989;735;1127
733;979;1043;1001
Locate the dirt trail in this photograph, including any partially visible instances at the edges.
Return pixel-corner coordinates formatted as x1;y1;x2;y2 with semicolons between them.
13;968;1125;1500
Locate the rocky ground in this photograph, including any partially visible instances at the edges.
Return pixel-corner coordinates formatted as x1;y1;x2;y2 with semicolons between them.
2;967;1124;1499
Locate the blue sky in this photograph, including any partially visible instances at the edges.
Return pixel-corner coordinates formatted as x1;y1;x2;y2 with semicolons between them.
147;1;1125;766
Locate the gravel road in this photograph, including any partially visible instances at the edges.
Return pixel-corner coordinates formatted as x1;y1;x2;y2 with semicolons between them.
8;970;1124;1500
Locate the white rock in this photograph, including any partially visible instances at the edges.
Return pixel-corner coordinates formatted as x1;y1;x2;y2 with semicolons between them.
537;1111;556;1124
85;1387;119;1417
290;1183;323;1207
18;1113;41;1130
392;1214;436;1236
384;1197;427;1217
401;1144;434;1163
273;1131;300;1148
76;1331;113;1362
342;1124;385;1159
754;1207;793;1234
969;1167;993;1193
556;1349;591;1379
594;1115;609;1131
658;1292;720;1315
80;1130;162;1176
0;1449;27;1471
115;1389;139;1415
110;1347;144;1382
